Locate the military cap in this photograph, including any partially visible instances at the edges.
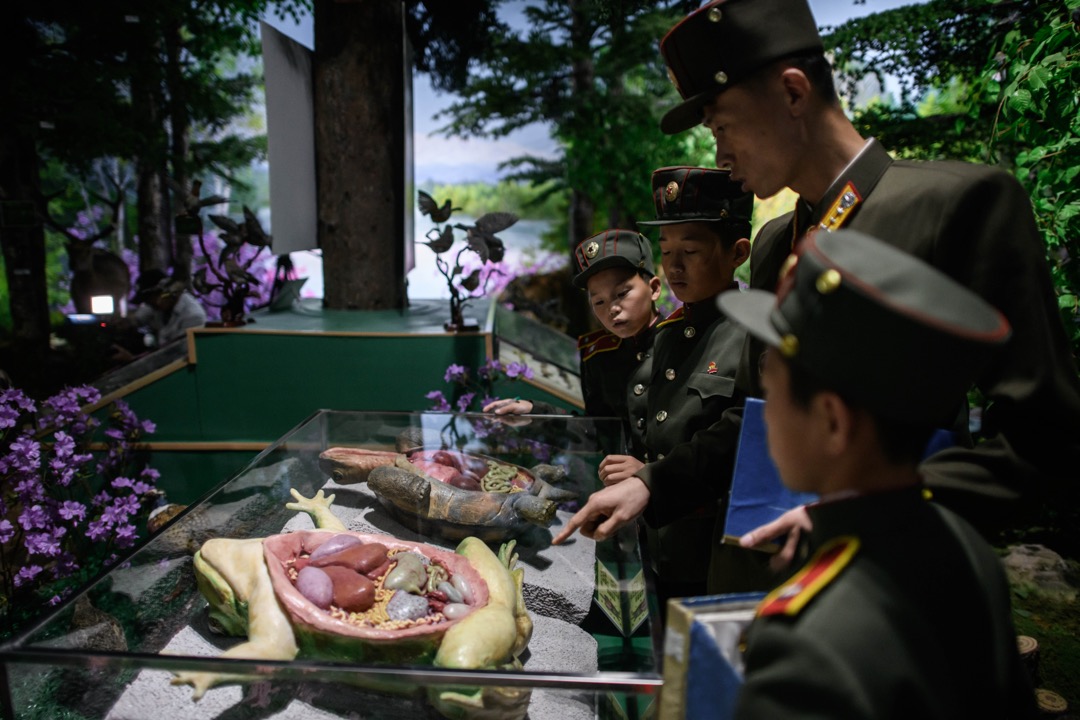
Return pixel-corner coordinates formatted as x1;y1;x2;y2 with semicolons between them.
659;0;824;135
717;230;1011;426
572;229;655;289
638;166;753;239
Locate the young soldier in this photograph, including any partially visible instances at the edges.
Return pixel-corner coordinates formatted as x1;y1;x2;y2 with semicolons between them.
557;168;763;601
486;229;662;444
651;0;1080;555
718;228;1036;719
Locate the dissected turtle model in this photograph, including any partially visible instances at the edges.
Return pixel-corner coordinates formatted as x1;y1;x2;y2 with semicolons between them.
172;488;533;718
318;438;577;542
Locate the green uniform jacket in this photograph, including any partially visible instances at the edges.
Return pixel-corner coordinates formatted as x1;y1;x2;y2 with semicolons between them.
629;295;746;585
736;487;1036;719
549;323;657;455
749;140;1080;523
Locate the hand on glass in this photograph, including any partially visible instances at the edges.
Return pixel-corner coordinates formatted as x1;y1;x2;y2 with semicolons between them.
482;397;534;415
739;505;812;571
597;454;644;486
551;476;650;544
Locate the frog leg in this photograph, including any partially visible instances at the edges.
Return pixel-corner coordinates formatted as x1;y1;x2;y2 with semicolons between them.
285;488;346;531
172;539;300;699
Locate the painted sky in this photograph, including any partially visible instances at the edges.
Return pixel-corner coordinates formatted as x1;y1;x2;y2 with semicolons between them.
265;0;925;184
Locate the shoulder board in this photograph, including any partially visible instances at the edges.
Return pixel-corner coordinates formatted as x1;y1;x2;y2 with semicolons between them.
577;328;611;349
656;306;686;329
757;536;860;618
579;332;622;362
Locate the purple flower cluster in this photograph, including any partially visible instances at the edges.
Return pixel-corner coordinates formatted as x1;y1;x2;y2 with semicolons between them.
425;359;536;413
1;385;161;618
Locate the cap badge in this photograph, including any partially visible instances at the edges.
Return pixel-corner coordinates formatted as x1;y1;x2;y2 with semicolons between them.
779;334;800;358
707;361;718;375
665;181;680;202
714;70;729;85
584;241;600;259
815;269;842;295
707;6;723;22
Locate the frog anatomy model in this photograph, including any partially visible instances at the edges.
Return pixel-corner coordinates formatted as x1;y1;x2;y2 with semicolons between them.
171;488;533;718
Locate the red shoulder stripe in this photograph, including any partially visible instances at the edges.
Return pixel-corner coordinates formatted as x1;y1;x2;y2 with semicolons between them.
757;537;860;617
580;333;622;362
656;305;686;329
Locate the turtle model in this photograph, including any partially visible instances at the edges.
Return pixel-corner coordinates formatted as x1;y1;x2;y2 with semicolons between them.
171;488;533;719
318;443;577;542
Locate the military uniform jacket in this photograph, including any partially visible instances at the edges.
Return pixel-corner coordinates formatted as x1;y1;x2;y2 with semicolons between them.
629;295;746;582
735;487;1036;719
574;322;658;455
749;139;1080;521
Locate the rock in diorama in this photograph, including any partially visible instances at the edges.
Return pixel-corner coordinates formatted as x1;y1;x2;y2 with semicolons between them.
172;488;534;719
318;430;577;542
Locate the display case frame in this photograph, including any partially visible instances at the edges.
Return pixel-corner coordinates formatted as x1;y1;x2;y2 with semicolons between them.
0;410;662;720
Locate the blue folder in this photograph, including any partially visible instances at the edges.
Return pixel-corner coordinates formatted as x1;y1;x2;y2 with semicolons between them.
723;398;956;549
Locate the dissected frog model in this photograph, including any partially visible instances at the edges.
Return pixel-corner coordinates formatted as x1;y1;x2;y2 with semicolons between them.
172;488;533;718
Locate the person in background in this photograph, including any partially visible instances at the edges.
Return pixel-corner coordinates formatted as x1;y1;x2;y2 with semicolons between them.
719;228;1035;720
485;229;662;449
556;168;765;604
113;269;206;362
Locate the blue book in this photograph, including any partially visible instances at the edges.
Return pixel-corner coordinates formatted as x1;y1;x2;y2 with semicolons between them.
723;398;956;549
661;593;765;720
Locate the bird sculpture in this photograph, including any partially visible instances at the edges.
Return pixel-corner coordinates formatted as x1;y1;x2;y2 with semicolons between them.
418;190;462;223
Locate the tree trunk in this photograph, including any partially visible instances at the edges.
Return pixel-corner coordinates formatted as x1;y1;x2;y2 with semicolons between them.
0;134;50;355
131;32;168;274
314;0;407;310
165;18;191;280
567;0;596;249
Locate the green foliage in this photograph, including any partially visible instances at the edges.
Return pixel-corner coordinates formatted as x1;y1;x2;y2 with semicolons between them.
434;1;709;250
988;0;1080;357
422;180;567;222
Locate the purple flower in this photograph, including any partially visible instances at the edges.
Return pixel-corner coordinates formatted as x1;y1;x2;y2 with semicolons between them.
111;476;134;490
14;478;45;503
25;531;61;557
132;480;153;495
456;392;477;413
104;427;125;441
478;358;504;381
18;504;50;531
425;390;451;412
0;519;15;544
93;491;112;507
3;435;41;474
14;565;43;588
115;524;137;548
59;501;87;523
141;419;156;434
1;388;36;414
53;431;75;459
118;495;141;516
0;405;21;430
444;364;468;384
86;520;109;542
140;467;161;482
101;503;127;525
505;362;534;380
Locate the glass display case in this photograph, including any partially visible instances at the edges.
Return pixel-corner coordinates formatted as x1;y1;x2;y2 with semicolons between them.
0;411;661;720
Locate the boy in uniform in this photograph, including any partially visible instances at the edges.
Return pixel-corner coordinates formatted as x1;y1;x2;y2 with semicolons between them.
487;229;662;452
718;228;1035;719
557;168;765;601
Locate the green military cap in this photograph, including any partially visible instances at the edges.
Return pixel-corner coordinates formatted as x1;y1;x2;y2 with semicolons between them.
659;0;824;135
717;230;1011;426
572;229;655;289
638;166;753;238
